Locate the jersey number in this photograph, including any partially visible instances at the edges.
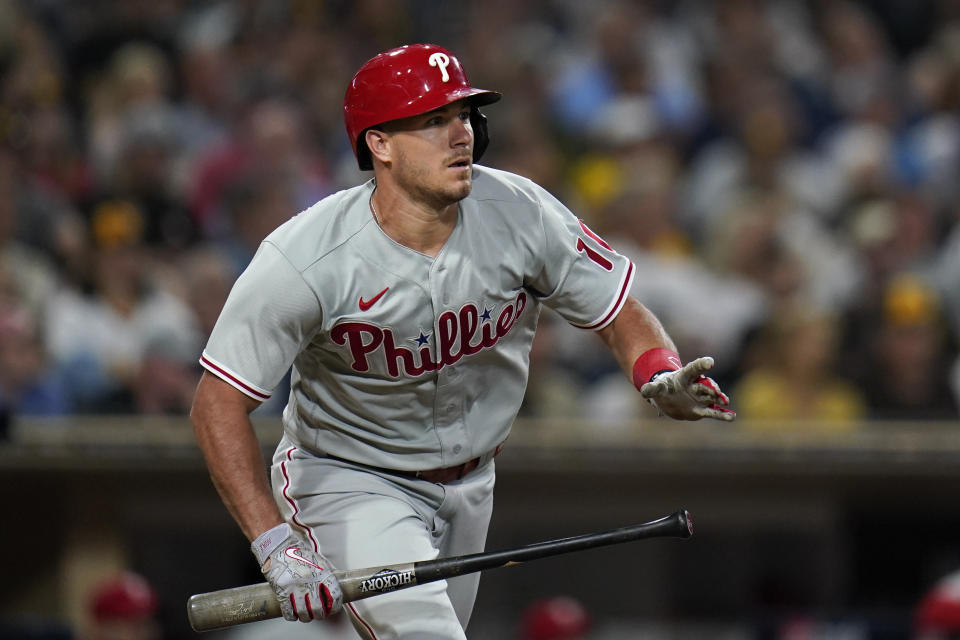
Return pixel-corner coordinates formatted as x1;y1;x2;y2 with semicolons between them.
576;220;614;271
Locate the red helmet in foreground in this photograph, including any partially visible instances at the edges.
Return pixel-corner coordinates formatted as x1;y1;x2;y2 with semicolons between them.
916;570;960;634
89;572;158;622
520;596;592;640
344;44;501;170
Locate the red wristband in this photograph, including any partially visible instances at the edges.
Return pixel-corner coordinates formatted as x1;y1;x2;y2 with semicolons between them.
632;348;682;391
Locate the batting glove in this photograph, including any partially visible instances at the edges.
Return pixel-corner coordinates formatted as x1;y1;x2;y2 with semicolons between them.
635;351;736;422
252;523;343;622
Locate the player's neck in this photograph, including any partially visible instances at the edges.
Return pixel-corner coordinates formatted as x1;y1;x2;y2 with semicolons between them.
370;187;458;257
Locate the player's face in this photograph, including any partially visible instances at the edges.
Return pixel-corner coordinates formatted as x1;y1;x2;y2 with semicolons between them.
383;100;475;208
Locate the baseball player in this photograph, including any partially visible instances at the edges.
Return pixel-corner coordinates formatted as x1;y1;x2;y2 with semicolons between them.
190;43;735;640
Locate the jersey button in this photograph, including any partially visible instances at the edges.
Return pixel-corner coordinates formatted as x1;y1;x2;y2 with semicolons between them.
453;444;462;454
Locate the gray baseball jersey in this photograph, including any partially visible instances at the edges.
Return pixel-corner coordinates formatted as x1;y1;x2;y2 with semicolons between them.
200;164;634;470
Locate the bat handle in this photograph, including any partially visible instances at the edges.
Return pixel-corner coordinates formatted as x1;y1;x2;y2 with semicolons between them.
188;582;280;632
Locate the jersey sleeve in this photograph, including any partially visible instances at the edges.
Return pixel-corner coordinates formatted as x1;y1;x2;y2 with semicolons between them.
525;186;634;330
200;241;322;401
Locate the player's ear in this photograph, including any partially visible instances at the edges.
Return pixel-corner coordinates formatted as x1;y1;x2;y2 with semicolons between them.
365;128;392;167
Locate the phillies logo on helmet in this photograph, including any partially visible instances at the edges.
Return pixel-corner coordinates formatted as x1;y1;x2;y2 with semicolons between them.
332;292;527;378
428;52;451;82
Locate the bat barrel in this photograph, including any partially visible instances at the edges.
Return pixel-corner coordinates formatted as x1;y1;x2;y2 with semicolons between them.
188;583;280;632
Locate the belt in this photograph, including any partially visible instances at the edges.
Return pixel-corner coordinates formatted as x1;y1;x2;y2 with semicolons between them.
328;442;505;485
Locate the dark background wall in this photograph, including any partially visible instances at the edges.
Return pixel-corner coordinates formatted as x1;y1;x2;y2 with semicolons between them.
3;417;958;639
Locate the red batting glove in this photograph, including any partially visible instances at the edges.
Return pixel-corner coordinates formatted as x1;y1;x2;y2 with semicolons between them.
634;351;736;422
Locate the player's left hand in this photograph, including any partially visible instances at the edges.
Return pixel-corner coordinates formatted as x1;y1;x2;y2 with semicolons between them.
640;356;736;421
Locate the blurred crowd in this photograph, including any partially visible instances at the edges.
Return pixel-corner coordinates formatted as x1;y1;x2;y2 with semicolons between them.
0;0;958;426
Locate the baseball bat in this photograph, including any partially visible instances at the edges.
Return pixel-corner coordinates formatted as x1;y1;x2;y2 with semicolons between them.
187;509;692;631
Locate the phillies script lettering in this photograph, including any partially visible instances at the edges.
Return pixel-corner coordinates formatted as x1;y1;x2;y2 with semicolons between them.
359;569;415;594
332;292;527;377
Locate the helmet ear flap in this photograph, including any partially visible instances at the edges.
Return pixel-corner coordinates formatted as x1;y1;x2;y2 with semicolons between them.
470;107;490;164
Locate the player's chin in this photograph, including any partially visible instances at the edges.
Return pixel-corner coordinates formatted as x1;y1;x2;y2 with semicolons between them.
445;173;473;201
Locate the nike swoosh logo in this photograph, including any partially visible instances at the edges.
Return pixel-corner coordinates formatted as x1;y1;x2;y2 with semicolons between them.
359;287;389;311
285;547;324;571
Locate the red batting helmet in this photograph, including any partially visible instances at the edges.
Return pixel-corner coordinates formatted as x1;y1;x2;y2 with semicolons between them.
89;572;158;622
916;570;960;634
520;596;592;640
344;44;501;170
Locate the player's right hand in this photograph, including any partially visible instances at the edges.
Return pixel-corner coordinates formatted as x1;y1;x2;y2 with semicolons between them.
251;523;343;622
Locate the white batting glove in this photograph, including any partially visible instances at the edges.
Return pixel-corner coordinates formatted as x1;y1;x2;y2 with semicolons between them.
640;356;736;422
252;523;343;622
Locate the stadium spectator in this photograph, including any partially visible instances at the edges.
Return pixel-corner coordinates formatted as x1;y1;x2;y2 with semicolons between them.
0;303;70;417
733;302;866;426
42;200;198;412
188;97;332;239
857;275;959;420
0;149;62;319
